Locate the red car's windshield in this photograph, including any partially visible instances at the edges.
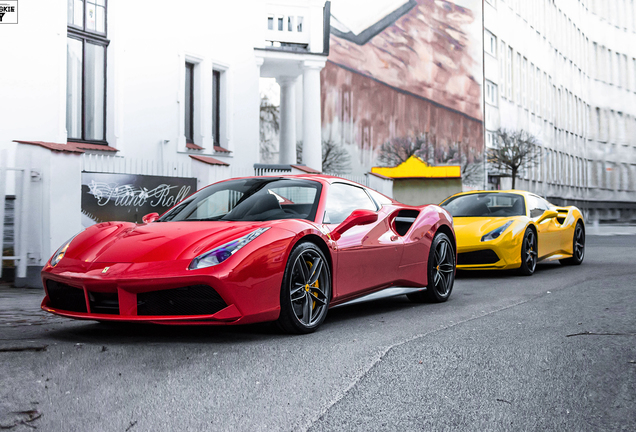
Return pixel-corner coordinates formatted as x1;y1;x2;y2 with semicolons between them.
159;178;322;222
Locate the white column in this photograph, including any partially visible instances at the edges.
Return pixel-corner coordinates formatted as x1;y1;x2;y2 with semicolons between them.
295;76;304;139
277;76;297;165
302;61;325;172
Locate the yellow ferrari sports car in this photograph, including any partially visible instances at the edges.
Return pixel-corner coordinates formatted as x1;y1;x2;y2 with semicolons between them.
440;190;585;275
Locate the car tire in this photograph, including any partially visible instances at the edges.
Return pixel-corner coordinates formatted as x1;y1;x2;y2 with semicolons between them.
560;221;585;266
276;242;331;334
407;232;455;303
518;228;538;276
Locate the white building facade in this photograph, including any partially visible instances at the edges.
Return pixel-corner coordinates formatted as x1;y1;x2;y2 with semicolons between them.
484;0;636;222
0;0;329;286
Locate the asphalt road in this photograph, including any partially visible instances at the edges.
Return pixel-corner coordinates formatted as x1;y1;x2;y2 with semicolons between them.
1;236;634;431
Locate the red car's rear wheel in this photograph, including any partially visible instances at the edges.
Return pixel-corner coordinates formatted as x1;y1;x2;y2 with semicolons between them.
408;232;455;303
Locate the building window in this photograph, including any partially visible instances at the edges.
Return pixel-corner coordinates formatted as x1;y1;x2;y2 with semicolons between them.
66;0;108;143
499;41;506;96
278;16;284;31
288;16;293;31
535;68;541;115
297;16;304;32
616;52;622;87
592;42;598;80
485;30;497;57
529;63;535;113
522;57;528;107
486;130;497;148
507;46;513;98
549;84;554;123
485;80;498;106
625;54;631;91
542;72;548;118
608;49;613;85
68;0;106;34
267;15;274;30
185;62;195;144
212;70;221;145
515;53;521;103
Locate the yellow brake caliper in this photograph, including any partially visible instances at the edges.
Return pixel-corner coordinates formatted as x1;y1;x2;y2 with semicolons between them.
306;261;318;310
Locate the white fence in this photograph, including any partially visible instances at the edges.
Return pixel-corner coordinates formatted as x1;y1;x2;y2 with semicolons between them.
327;173;368;186
0;150;28;279
79;153;390;199
81;154;192;178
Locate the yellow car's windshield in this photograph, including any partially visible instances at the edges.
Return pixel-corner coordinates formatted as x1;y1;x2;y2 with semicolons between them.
441;193;526;217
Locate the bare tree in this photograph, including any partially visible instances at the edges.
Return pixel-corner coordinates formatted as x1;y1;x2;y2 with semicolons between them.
450;141;484;187
259;96;279;163
296;140;352;173
460;159;484;186
487;129;542;189
376;133;430;167
321;139;352;173
296;140;302;164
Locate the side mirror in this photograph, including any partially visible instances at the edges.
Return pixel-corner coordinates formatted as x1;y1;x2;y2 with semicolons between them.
142;212;159;224
536;209;558;223
331;209;378;241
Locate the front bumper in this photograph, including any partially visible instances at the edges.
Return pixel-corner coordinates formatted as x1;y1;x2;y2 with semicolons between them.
41;259;282;325
456;230;523;271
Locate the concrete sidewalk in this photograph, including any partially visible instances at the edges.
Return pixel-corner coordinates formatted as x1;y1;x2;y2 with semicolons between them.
586;223;636;236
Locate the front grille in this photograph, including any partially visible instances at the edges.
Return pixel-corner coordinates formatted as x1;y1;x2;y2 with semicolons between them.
137;285;228;316
46;280;87;313
88;291;119;315
458;249;500;265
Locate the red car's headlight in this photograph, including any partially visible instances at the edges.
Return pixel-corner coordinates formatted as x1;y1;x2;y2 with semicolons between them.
50;235;78;267
188;227;269;270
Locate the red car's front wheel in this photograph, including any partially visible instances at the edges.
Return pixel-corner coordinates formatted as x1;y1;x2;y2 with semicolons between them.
277;242;331;334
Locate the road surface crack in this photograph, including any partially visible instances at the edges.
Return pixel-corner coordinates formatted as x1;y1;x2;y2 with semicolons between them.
302;267;629;431
301;296;533;431
566;331;636;337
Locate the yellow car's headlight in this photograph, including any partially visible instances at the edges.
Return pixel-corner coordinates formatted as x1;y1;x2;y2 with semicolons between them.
481;220;513;242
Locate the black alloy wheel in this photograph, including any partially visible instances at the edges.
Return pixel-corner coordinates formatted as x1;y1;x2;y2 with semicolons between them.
518;228;538;276
408;232;455;303
277;242;331;334
560;221;585;265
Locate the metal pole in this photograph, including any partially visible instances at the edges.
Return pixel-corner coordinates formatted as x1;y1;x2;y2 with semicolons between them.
0;149;6;279
16;166;30;279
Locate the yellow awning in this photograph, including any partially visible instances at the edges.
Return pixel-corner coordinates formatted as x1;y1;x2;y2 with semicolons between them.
371;155;461;179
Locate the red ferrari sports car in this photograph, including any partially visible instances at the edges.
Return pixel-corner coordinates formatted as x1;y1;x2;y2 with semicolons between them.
42;175;456;333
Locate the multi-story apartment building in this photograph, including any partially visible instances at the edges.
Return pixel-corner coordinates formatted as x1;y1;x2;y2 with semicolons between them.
484;0;636;222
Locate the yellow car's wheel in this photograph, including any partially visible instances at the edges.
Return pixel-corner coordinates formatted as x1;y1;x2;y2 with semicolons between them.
518;228;537;276
560;221;585;266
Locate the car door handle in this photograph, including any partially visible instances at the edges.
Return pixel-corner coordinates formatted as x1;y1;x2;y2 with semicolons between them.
390;235;399;242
